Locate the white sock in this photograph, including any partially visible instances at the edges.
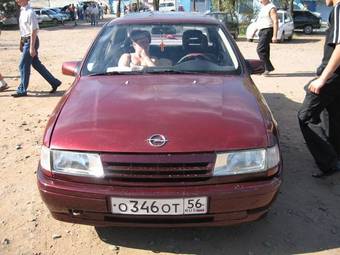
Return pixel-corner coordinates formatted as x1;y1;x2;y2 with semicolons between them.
0;79;8;88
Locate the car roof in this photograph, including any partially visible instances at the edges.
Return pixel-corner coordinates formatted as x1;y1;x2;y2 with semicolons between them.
109;12;220;25
293;9;312;13
206;11;234;14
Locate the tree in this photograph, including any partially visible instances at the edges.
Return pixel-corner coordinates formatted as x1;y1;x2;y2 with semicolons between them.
116;0;121;17
211;0;236;12
153;0;159;11
211;0;294;18
0;0;17;16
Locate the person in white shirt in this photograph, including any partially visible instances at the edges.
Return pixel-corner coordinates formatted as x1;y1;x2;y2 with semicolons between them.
0;73;8;92
12;0;61;97
0;30;9;92
90;4;99;26
253;0;278;76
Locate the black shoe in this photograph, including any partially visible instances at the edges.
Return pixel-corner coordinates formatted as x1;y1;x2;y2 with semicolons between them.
263;71;271;77
11;92;27;98
312;165;340;178
49;81;61;94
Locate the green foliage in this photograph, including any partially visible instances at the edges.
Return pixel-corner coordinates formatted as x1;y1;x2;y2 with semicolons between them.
0;0;17;16
211;0;236;12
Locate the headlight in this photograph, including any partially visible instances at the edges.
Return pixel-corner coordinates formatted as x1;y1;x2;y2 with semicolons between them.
40;146;51;172
40;146;104;177
213;144;280;176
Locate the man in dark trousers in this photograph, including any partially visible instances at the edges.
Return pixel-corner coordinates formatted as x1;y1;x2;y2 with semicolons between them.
12;0;61;97
254;0;278;76
298;0;340;178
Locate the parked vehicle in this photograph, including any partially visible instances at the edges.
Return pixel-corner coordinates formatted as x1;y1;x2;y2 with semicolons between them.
33;8;66;25
38;12;282;227
0;15;18;26
292;10;321;34
48;7;71;21
205;11;239;39
159;0;177;11
0;12;42;27
246;10;294;42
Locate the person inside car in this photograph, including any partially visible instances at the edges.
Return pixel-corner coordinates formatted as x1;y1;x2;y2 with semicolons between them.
118;30;156;68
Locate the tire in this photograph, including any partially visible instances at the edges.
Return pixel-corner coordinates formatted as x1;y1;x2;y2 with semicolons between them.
233;32;238;40
304;25;313;34
287;34;293;41
280;32;285;43
52;19;58;25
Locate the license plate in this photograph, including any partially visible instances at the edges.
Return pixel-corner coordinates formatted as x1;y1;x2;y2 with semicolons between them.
110;197;208;215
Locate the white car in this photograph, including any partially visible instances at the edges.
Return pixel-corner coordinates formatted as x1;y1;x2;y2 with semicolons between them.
246;10;294;42
34;9;66;25
159;2;177;11
0;12;42;26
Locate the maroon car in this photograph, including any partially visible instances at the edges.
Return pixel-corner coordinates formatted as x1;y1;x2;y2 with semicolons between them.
38;12;282;227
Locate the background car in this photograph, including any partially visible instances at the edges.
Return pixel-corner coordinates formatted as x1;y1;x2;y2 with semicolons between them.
38;12;282;228
34;8;66;25
292;10;321;34
159;2;176;11
246;9;294;42
205;11;239;39
47;7;71;21
0;12;42;27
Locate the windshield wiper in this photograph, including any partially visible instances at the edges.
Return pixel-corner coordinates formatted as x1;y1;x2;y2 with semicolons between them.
88;71;128;76
145;69;201;74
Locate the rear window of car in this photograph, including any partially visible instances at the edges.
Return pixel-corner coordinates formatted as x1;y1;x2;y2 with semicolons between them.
82;23;240;76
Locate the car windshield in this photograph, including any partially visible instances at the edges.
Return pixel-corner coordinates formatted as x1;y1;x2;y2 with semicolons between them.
278;13;284;23
82;23;240;76
46;9;57;15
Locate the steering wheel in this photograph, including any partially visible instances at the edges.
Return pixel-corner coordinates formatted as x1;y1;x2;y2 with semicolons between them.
176;53;214;65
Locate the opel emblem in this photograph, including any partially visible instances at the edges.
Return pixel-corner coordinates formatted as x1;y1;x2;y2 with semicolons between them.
147;134;168;147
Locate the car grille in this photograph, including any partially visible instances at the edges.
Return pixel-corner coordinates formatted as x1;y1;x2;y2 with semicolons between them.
101;153;216;183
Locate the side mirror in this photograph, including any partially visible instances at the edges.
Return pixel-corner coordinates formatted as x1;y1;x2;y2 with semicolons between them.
245;59;265;75
62;61;80;76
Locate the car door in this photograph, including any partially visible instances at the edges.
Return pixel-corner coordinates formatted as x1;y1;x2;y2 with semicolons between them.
226;13;238;35
284;12;294;35
40;10;52;22
305;11;319;27
274;12;286;41
293;11;304;28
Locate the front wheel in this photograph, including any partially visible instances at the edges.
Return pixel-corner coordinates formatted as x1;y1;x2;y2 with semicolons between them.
232;32;238;40
304;25;313;34
280;32;285;43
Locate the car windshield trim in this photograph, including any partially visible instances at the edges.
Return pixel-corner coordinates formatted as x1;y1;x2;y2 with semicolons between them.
86;66;237;76
81;23;241;76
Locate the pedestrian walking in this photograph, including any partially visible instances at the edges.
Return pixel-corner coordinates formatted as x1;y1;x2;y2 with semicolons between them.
0;30;9;92
12;0;61;97
86;5;92;23
0;73;8;92
252;0;278;76
90;4;99;26
298;0;340;178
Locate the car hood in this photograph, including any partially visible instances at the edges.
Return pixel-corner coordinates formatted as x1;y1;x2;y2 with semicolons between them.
50;75;268;153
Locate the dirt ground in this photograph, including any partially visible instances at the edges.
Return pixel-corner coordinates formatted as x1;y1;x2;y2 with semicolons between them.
1;19;340;255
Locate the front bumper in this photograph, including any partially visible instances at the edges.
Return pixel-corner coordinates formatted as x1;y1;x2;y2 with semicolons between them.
37;166;282;227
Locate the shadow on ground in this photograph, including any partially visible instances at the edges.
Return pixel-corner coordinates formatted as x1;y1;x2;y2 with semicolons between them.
95;93;340;255
0;90;65;98
268;72;316;77
287;38;321;44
